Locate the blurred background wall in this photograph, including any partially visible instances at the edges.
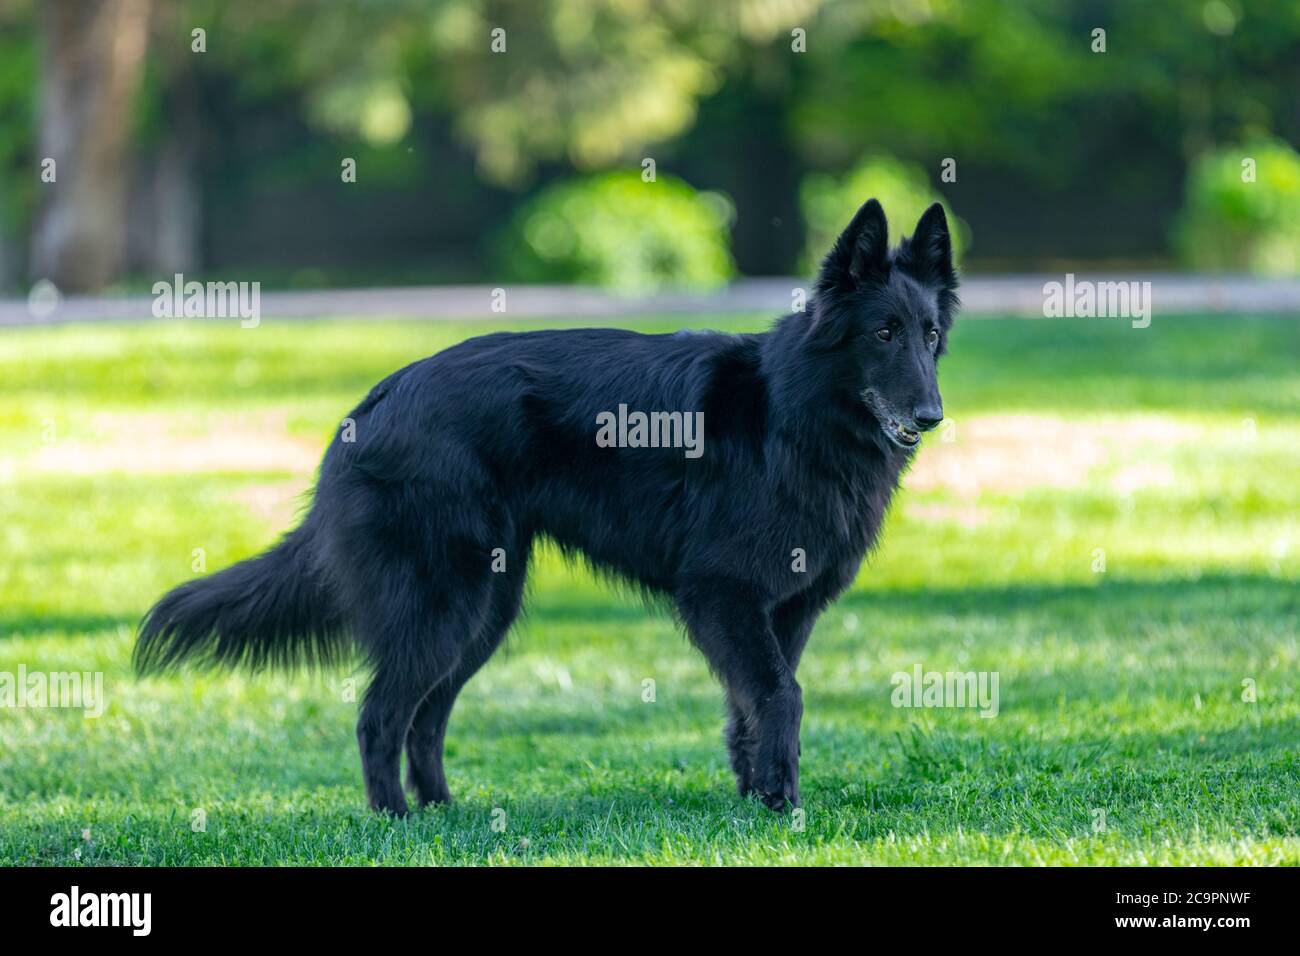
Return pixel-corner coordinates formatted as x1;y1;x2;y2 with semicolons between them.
0;0;1298;293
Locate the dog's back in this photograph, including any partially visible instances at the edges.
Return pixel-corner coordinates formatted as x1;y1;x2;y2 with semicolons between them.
312;327;767;588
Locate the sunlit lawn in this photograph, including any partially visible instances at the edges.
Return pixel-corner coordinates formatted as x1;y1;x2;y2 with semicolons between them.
1;312;1298;864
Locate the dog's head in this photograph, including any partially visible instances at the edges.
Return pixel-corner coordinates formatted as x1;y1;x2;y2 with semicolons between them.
812;199;959;450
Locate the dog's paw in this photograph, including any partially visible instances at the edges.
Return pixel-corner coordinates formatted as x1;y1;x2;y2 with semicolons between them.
756;789;795;813
368;788;411;818
751;763;799;813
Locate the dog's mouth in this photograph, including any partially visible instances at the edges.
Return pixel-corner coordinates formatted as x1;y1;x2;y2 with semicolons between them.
862;391;922;449
882;418;921;448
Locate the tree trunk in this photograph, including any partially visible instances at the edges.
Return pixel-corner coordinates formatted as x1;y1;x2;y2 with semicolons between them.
31;0;151;292
127;17;202;279
128;126;201;276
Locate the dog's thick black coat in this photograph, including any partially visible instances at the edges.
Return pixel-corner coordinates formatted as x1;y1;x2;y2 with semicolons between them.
136;200;958;814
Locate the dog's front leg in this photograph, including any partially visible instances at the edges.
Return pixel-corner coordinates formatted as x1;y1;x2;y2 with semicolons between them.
677;578;801;811
772;565;857;673
723;689;754;795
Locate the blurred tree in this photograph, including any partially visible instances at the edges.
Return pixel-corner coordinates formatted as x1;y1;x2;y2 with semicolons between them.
800;154;969;272
31;0;152;291
0;1;35;286
235;0;832;185
1176;139;1300;274
497;170;735;291
125;2;204;277
789;0;1300;263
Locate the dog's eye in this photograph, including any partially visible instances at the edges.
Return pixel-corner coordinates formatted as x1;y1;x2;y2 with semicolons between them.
875;328;892;342
927;329;939;347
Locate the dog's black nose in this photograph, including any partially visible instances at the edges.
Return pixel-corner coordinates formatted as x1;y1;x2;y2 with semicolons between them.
914;407;944;431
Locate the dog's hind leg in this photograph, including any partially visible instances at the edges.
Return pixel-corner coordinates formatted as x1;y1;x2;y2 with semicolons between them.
405;541;529;807
358;660;440;817
403;629;506;807
346;525;499;815
676;577;801;811
356;570;495;815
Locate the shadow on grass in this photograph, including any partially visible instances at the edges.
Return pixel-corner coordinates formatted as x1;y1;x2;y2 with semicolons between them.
834;571;1298;619
4;571;1289;643
0;612;137;641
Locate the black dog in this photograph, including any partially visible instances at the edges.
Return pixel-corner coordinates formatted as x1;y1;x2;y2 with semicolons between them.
136;199;958;814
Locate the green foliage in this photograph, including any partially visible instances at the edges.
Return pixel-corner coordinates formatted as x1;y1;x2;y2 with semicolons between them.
800;155;969;273
8;0;1300;283
499;172;736;291
1175;140;1300;275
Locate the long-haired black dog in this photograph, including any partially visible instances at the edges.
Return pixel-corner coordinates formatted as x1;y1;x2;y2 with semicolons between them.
136;199;958;814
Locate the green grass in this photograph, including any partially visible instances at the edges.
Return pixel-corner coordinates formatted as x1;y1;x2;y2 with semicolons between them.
1;312;1298;865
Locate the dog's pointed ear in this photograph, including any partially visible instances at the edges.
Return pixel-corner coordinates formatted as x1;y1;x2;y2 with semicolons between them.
821;199;889;287
847;199;889;281
904;202;955;287
899;201;960;332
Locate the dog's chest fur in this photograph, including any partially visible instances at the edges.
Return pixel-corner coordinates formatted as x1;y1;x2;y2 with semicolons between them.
746;441;910;602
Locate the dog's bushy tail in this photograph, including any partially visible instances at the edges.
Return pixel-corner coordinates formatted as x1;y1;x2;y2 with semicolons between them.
134;522;348;674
